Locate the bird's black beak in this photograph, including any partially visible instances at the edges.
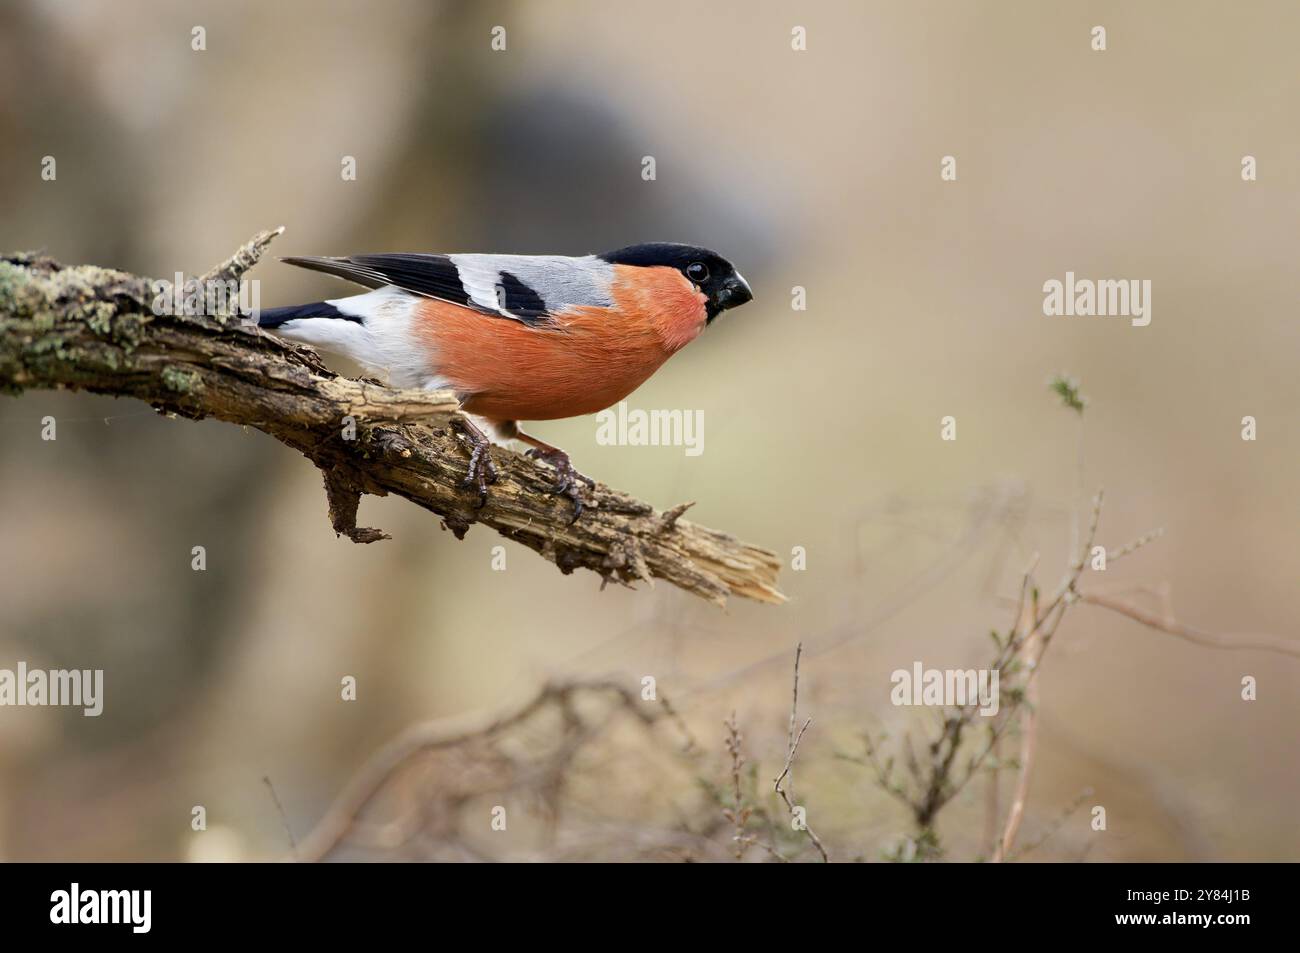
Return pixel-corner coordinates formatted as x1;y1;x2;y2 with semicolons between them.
715;272;753;311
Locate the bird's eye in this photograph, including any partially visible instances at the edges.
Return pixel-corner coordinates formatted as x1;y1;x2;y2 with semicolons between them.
686;262;709;283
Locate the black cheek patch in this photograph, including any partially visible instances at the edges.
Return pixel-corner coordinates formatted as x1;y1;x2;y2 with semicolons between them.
495;271;550;326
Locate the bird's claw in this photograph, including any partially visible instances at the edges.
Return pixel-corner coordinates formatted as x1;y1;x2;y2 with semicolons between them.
450;417;498;508
526;448;594;522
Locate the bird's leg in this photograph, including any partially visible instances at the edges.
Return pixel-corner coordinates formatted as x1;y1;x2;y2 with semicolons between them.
511;425;595;523
449;415;498;507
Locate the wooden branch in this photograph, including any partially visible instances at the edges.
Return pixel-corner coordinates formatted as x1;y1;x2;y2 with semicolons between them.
0;230;785;606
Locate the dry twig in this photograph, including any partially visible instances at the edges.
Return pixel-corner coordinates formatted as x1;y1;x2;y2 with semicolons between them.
773;643;829;862
1080;591;1300;659
293;679;687;861
722;712;750;860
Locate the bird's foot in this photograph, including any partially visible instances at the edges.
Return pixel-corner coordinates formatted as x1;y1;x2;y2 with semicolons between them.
526;448;594;522
450;416;498;508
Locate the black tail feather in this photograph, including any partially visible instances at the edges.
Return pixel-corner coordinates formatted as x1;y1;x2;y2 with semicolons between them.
255;301;358;327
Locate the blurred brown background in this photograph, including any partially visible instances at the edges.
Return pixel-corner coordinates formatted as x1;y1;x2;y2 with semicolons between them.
0;0;1296;861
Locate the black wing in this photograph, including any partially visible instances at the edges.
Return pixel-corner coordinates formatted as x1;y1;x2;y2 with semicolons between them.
280;254;489;313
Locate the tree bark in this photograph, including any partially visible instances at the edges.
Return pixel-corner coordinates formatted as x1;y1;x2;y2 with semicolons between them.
0;230;785;606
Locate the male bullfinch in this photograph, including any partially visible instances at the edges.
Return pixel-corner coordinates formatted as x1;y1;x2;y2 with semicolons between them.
256;243;754;518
